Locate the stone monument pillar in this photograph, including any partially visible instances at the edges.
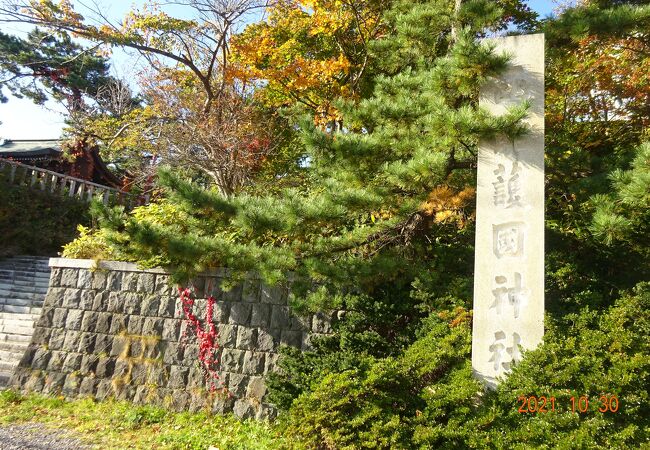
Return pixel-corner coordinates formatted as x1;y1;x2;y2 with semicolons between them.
471;33;545;388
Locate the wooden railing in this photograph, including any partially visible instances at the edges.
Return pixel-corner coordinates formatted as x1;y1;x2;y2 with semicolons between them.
0;158;132;206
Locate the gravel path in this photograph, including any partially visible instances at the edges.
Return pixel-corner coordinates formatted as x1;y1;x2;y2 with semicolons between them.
0;423;93;450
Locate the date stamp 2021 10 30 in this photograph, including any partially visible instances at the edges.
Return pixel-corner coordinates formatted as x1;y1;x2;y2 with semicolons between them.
517;395;620;414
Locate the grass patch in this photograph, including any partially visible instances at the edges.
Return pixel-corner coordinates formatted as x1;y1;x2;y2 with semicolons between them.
0;390;285;449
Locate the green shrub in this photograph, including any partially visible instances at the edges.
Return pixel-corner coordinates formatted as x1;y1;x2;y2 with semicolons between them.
280;284;650;449
0;179;90;257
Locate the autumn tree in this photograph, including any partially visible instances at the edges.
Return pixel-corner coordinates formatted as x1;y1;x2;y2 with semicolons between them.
0;0;285;195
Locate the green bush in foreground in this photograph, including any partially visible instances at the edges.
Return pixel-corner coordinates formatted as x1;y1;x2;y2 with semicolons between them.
0;179;90;257
280;283;650;449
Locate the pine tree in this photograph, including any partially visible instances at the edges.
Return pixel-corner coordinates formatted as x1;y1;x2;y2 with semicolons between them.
98;0;533;302
0;28;112;111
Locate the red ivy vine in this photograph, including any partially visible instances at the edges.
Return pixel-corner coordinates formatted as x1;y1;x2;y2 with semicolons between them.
178;286;225;393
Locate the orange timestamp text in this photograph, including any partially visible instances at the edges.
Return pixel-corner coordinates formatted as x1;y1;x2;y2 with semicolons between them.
517;395;619;413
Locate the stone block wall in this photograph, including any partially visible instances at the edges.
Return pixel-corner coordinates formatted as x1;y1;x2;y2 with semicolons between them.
10;258;335;419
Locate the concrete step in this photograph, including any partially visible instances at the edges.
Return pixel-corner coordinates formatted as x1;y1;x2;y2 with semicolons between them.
0;348;26;362
0;323;34;336
0;298;33;307
0;305;31;314
0;341;29;353
0;313;40;323
0;332;32;345
0;283;47;293
0;361;17;372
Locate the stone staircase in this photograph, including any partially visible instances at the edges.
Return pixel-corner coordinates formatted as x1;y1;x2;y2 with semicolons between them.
0;256;50;385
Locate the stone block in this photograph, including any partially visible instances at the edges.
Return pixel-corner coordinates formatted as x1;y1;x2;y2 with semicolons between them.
44;288;66;308
62;353;83;372
124;292;142;315
246;376;267;401
212;394;235;414
18;347;36;367
256;329;277;352
129;339;144;358
233;399;255;419
106;271;123;291
121;272;139;291
80;355;98;375
301;332;312;351
281;330;302;348
62;288;81;309
229;303;251;325
158;296;177;318
95;380;113;400
236;327;257;350
131;363;148;385
48;330;65;350
95;357;115;378
170;390;191;411
79;377;97;397
32;348;53;370
222;284;243;303
36;307;55;328
291;313;312;331
270;306;291;329
221;348;244;372
80;311;99;332
162;342;183;365
217;324;237;347
256;404;278;421
183;344;199;363
52;308;68;328
92;292;108;311
250;304;271;328
228;373;249;397
96;313;112;334
141;295;161;316
48;351;66;371
60;269;79;288
162;319;181;341
187;367;204;389
77;270;92;289
142;317;163;336
127;315;144;335
62;331;81;353
79;290;96;309
107;293;123;314
167;366;189;388
242;351;265;375
62;374;80;396
147;366;168;386
260;283;287;305
110;336;129;357
136;273;156;293
155;275;175;296
94;334;114;356
114;360;130;379
23;373;45;392
213;301;229;323
65;309;84;330
31;327;52;345
143;339;161;359
43;373;66;395
91;271;108;290
242;279;260;303
49;268;62;287
264;353;280;374
78;332;96;354
109;314;127;334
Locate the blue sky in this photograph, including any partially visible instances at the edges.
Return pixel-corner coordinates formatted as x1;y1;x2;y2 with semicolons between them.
0;0;557;140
